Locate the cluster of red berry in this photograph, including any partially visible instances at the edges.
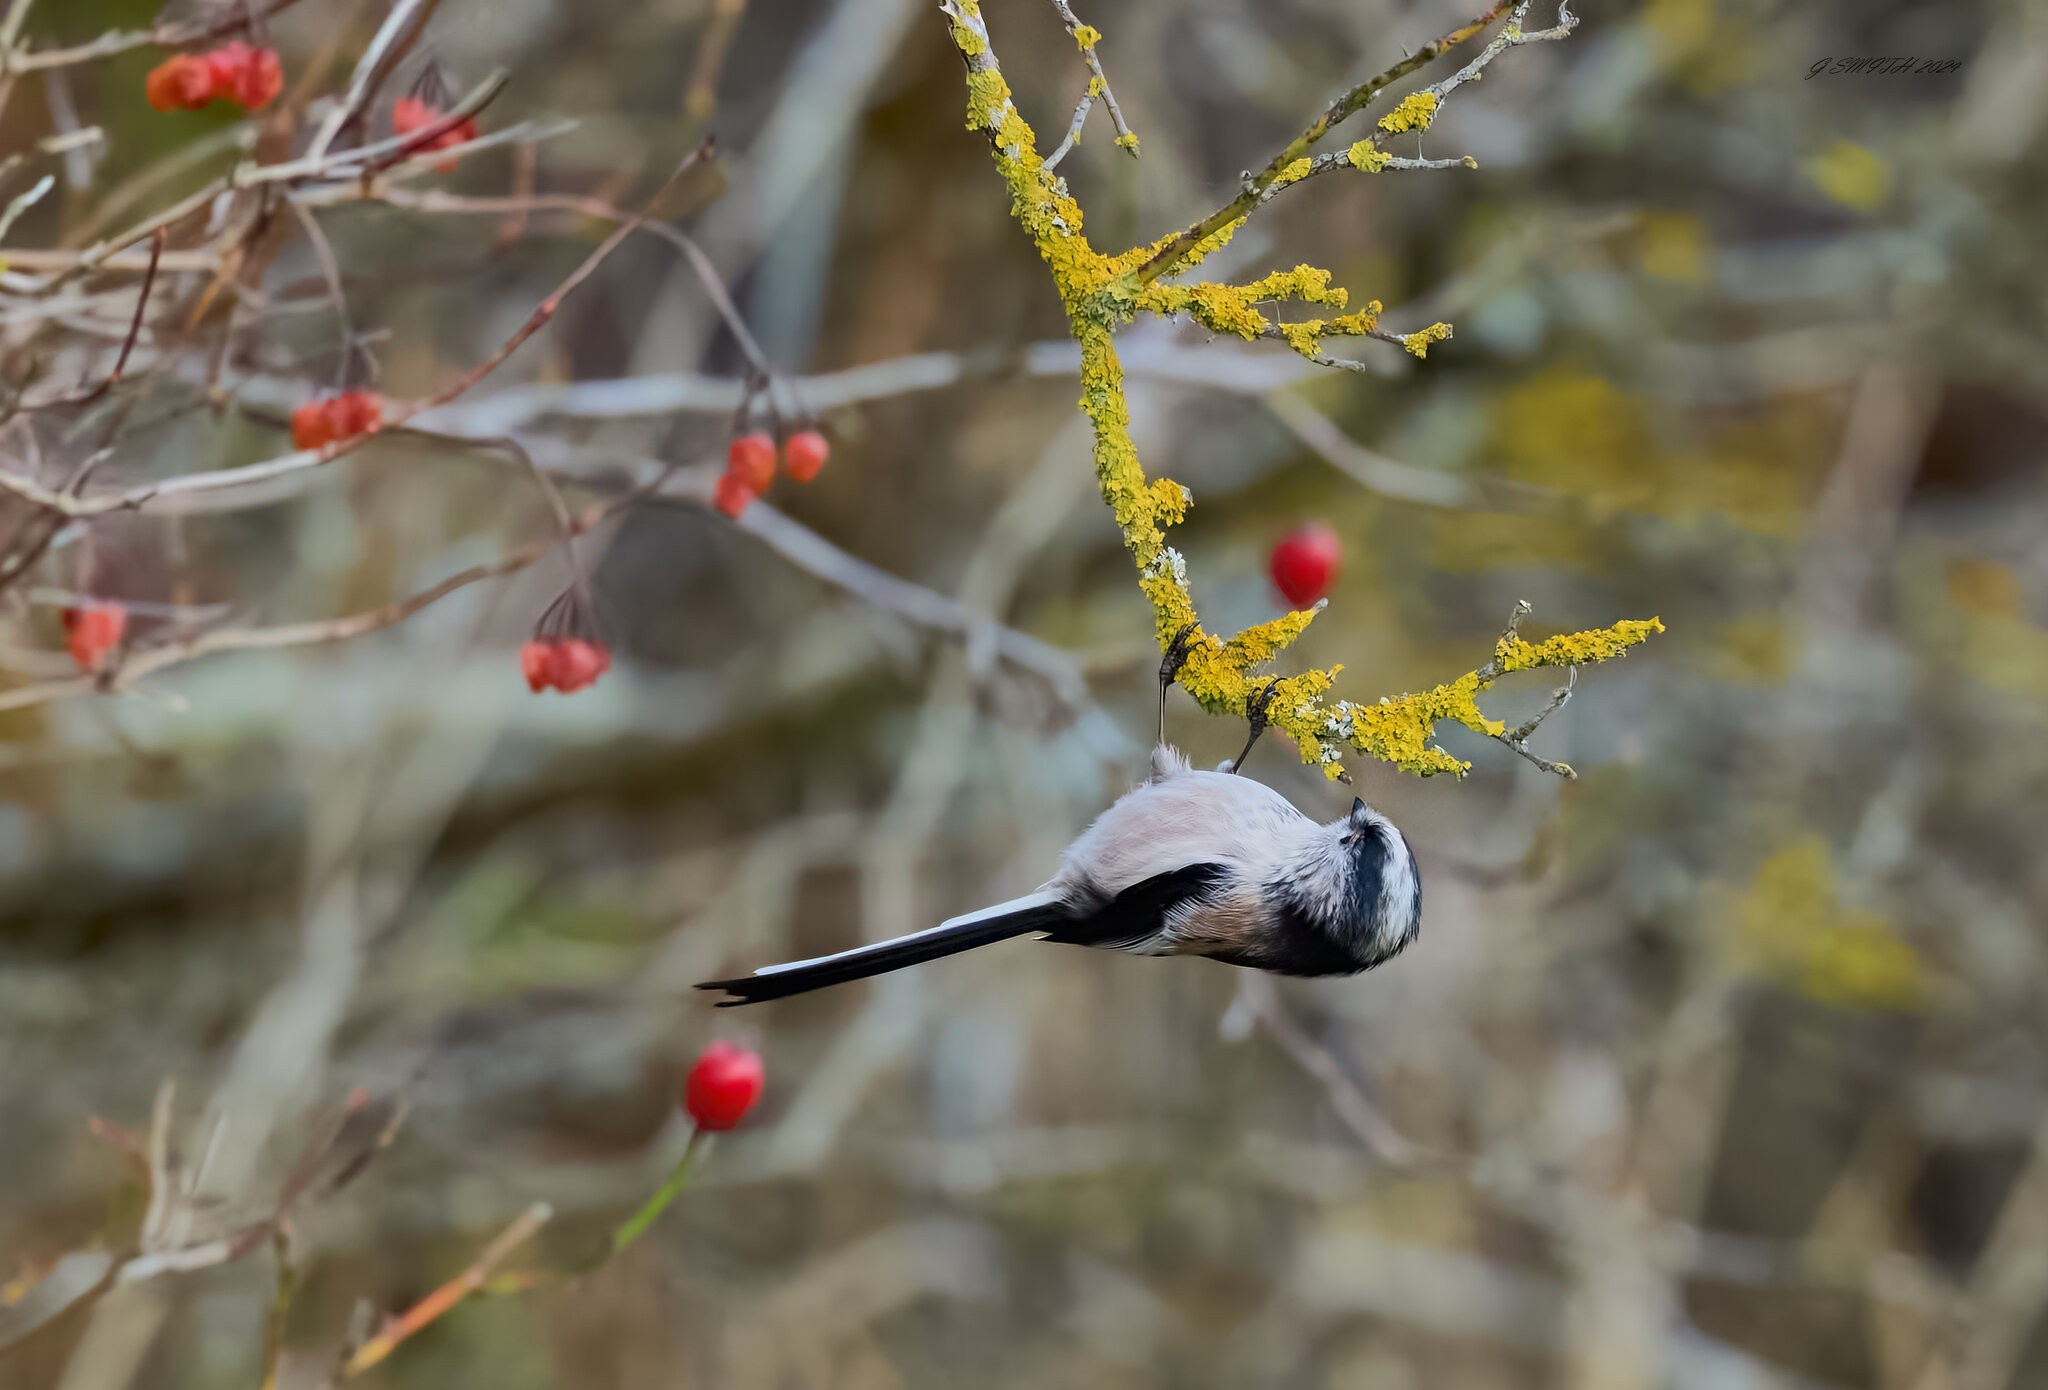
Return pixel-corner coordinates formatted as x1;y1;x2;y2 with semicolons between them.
391;96;479;172
145;42;283;114
520;636;611;695
61;603;128;673
713;428;829;519
290;391;385;450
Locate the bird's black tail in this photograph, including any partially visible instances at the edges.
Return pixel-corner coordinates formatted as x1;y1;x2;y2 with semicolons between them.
695;891;1068;1006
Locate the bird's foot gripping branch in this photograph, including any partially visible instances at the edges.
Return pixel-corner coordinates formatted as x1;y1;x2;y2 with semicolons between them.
942;0;1658;780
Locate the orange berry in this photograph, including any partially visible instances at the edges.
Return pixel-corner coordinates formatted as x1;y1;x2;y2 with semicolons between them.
290;399;333;450
145;55;215;112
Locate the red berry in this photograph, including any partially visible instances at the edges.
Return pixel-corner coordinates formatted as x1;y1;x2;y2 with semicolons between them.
329;390;384;440
520;639;556;692
682;1042;763;1132
392;95;475;170
781;429;829;484
228;45;282;111
202;42;247;93
551;639;610;694
521;637;610;694
1269;523;1341;607
200;42;282;112
146;55;215;112
712;470;756;519
293;391;383;450
392;95;435;138
62;603;129;672
290;399;332;450
726;432;776;493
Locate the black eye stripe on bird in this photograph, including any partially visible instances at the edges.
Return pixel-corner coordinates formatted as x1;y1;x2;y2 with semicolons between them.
695;743;1422;1007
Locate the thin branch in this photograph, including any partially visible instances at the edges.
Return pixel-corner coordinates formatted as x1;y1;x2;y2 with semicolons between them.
0;142;712;520
305;0;443;163
0;172;52;242
1254;148;1482;204
0;532;557;711
44;228;165;408
1232;974;1422;1165
30;73;513;292
682;0;747;127
1131;0;1516;285
0;449;1102;719
1042;0;1136;171
301;184;772;376
0;0;309;74
285;200;357;391
1504;666;1574;745
339;1202;551;1379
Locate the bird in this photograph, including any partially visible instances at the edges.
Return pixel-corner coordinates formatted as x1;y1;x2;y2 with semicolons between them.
695;694;1422;1006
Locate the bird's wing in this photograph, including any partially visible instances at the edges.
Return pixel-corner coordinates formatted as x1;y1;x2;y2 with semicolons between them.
1044;862;1234;954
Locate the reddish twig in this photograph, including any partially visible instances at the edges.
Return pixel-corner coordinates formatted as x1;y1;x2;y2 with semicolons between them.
46;229;166;409
346;184;770;375
339;1202;552;1378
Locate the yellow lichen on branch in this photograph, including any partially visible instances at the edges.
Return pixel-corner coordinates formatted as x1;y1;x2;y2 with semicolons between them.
1377;90;1439;134
1278;304;1382;362
1402;322;1454;357
943;0;1662;779
1345;140;1391;172
1494;618;1668;674
1135;264;1347;341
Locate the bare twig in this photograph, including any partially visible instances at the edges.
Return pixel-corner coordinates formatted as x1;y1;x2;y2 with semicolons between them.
43;229;165;409
0;0;309;74
0;143;711;521
0;450;1102;719
0;172;53;242
305;0;443;163
682;0;747;127
302;184;773;376
339;1202;551;1378
1231;974;1422;1165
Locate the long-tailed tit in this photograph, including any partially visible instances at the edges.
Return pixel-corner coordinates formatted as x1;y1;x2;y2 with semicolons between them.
697;667;1422;1005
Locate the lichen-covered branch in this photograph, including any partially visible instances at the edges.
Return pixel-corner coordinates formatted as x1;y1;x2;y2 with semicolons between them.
1127;0;1521;287
1041;0;1136;170
941;0;1657;779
